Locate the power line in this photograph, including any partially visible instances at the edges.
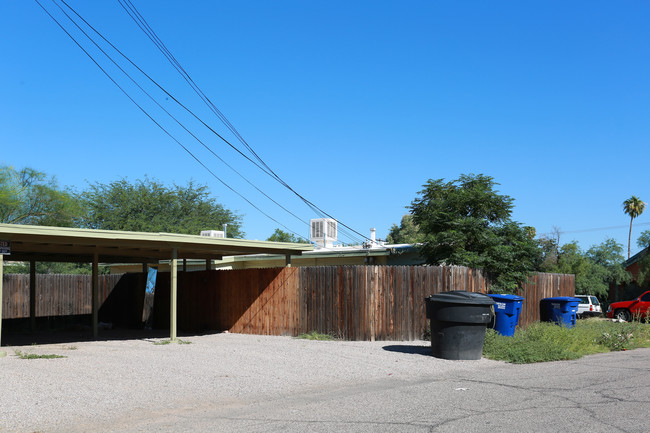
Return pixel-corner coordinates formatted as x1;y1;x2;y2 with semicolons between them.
117;0;282;181
54;0;308;229
540;222;650;236
55;0;366;244
36;0;309;242
115;0;369;244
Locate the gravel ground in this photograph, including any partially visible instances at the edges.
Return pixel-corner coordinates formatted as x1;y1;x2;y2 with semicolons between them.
0;332;501;432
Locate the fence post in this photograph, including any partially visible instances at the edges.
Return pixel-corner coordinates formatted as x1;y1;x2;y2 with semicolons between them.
170;248;178;341
30;260;36;331
370;266;377;342
92;253;99;339
0;254;4;354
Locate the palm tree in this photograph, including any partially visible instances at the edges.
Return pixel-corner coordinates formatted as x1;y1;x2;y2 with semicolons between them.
623;196;646;259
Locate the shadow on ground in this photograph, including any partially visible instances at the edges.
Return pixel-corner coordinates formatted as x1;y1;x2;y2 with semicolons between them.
382;344;432;357
2;327;208;347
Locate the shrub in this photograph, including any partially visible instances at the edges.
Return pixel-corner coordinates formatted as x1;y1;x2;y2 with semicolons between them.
483;319;650;363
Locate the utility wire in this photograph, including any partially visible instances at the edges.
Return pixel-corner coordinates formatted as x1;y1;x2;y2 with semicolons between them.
118;0;277;179
56;1;293;199
36;0;308;241
59;0;365;244
116;0;368;244
541;222;650;236
53;0;309;230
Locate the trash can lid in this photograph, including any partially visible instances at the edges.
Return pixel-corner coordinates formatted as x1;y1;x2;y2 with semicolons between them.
426;290;495;305
487;294;525;301
541;297;581;302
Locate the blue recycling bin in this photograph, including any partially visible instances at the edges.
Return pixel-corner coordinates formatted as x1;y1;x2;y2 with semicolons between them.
487;294;525;337
540;297;581;328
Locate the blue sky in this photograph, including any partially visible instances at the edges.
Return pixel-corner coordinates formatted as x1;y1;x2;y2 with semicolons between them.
1;1;649;254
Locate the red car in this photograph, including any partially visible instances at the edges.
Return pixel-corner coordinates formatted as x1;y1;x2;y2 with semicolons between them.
606;291;650;321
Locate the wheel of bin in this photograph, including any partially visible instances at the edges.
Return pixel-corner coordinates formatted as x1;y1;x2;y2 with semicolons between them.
614;309;631;322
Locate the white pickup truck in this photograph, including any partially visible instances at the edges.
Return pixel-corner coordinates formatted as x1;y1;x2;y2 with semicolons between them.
575;295;602;318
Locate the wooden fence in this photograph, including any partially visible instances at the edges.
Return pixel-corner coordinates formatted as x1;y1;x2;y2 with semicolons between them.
152;265;575;341
1;273;145;327
3;266;574;340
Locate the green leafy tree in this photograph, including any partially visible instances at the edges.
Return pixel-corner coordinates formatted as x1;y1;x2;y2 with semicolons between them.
585;238;631;294
634;230;650;287
80;177;244;237
550;242;601;295
544;239;631;297
266;228;306;243
636;258;650;289
637;229;650;250
537;235;559;272
410;174;541;293
386;214;425;244
623;196;646;259
0;165;80;226
3;261;109;275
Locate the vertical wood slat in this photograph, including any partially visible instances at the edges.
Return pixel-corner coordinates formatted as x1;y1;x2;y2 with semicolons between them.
3;267;575;341
2;273;126;320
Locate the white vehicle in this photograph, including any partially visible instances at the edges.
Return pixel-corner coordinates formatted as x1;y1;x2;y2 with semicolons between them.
575;295;602;318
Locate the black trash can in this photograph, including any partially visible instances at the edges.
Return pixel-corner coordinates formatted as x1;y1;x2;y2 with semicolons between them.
425;291;495;360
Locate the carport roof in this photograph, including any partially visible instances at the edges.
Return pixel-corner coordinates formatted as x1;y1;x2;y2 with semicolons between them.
0;223;313;263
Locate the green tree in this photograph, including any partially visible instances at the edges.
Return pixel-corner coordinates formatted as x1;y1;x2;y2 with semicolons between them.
537;235;559;272
623;196;646;259
410;174;541;293
266;228;306;243
0;165;79;226
637;229;650;250
386;214;424;244
544;239;631;297
3;261;109;275
585;238;631;295
80;177;244;237
633;230;650;287
551;242;602;295
635;257;650;289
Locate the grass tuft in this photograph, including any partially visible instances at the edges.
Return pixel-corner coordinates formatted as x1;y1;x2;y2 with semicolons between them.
14;350;66;360
153;339;192;345
295;331;335;341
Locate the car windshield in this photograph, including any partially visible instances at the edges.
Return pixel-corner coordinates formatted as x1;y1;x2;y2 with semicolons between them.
589;296;600;305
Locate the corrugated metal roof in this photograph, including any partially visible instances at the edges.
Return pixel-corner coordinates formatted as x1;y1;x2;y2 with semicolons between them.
0;223;313;263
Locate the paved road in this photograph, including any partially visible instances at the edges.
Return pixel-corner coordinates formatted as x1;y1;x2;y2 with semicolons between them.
62;346;649;433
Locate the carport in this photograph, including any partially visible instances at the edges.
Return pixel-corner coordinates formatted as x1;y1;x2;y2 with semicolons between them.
0;223;312;347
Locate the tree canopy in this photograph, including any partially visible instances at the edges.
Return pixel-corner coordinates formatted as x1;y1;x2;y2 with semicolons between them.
633;230;650;287
386;214;425;244
266;228;306;243
0;165;79;227
410;174;540;293
79;177;244;237
540;239;631;297
3;261;110;275
637;229;650;250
